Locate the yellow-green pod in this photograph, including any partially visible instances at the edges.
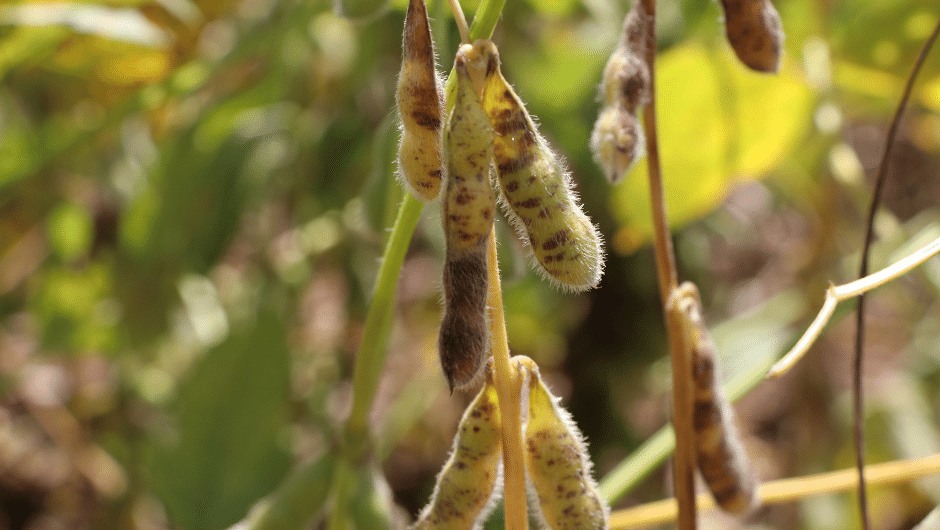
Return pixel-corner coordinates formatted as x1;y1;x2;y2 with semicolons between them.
396;0;444;200
437;47;496;392
523;361;609;529
412;369;503;529
476;40;604;291
669;282;759;514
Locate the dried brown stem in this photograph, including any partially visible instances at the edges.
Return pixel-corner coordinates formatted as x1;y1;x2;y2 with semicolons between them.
486;227;528;530
853;19;940;530
638;0;696;527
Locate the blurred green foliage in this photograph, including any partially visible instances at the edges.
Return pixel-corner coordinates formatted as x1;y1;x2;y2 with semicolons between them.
1;0;940;528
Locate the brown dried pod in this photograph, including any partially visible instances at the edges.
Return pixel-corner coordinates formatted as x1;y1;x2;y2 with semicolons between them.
600;0;652;112
720;0;783;73
590;105;644;185
670;282;759;514
437;48;496;391
592;0;651;183
396;0;445;200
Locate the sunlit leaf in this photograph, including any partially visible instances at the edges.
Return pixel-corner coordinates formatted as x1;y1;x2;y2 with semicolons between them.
609;44;814;253
47;202;93;261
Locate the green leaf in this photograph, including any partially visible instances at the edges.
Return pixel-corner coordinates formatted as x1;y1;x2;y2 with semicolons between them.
244;455;337;530
47;202;93;261
608;44;814;253
149;312;292;530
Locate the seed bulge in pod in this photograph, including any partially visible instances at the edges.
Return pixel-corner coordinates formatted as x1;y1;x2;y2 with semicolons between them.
590;105;644;184
476;40;604;291
520;358;610;529
720;0;783;73
396;0;444;200
600;0;651;112
412;367;503;529
437;47;496;391
670;282;759;514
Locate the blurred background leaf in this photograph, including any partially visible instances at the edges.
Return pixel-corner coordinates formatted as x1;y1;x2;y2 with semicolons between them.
148;311;291;530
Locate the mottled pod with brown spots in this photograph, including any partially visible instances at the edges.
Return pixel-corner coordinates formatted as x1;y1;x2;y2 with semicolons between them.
600;0;651;112
437;47;496;391
591;0;650;184
590;105;644;185
476;40;604;291
396;0;444;201
720;0;783;73
521;359;610;529
669;282;759;514
412;368;503;529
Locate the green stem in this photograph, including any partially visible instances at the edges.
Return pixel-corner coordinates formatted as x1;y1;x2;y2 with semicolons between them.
253;1;511;526
467;0;506;40
344;193;423;453
249;456;336;530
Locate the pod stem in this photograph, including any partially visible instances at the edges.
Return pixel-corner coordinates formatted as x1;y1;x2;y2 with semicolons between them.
448;0;471;45
638;0;696;527
486;227;529;530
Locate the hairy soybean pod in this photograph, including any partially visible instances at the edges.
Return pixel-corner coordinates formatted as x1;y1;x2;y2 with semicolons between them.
720;0;783;73
521;358;609;529
590;105;644;185
670;283;758;514
592;0;650;184
476;40;604;291
437;49;496;391
396;0;444;201
601;0;651;112
412;369;503;529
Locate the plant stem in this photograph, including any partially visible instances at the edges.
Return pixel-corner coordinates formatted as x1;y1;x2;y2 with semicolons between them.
448;0;471;44
486;227;529;530
295;0;509;526
607;452;940;529
768;234;940;378
325;194;423;530
468;0;506;40
249;456;336;530
344;193;423;454
638;0;696;527
851;20;940;530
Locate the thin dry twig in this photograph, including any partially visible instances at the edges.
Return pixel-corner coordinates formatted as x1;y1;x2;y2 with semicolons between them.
608;452;940;529
768;234;940;377
852;19;940;529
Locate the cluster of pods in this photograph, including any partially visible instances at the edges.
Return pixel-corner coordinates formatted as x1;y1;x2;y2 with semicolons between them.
396;0;603;393
394;0;784;525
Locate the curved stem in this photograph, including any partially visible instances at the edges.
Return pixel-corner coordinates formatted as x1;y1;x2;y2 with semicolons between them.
468;0;506;40
345;194;423;453
486;227;528;530
638;0;696;526
448;0;471;44
768;234;940;378
852;20;940;529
